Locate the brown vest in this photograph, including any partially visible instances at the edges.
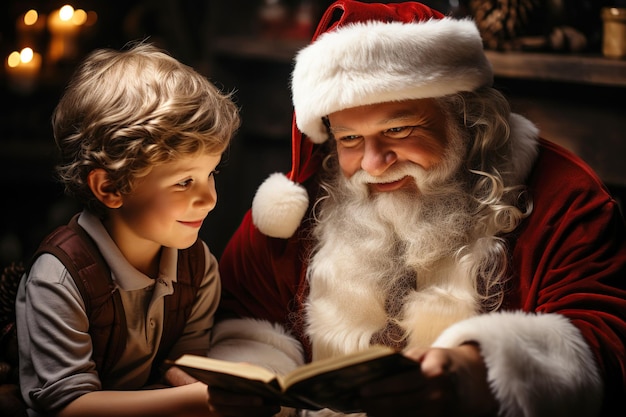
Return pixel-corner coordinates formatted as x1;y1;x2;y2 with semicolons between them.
33;214;205;386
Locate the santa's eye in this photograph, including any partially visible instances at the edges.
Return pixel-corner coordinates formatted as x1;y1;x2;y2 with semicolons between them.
382;125;419;139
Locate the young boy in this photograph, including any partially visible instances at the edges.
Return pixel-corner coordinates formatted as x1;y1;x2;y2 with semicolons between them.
15;42;241;417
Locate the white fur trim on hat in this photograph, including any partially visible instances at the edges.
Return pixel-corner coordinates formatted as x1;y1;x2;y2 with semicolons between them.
252;172;309;238
292;18;493;143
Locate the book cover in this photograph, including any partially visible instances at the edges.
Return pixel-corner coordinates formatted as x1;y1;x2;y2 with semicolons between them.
170;345;419;413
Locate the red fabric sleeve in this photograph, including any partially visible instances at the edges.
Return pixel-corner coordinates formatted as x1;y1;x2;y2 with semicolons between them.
217;210;311;344
512;139;626;415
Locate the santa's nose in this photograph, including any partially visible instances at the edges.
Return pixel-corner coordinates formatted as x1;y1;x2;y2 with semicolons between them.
361;138;397;176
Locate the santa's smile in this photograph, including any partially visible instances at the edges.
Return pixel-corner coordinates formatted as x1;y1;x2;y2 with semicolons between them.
368;176;414;193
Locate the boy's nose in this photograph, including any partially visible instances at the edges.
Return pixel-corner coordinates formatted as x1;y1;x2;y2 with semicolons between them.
197;183;217;212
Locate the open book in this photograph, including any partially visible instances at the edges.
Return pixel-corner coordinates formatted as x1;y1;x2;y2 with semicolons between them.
169;344;419;413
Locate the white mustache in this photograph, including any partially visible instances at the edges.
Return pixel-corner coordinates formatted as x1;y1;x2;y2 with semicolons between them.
350;163;427;186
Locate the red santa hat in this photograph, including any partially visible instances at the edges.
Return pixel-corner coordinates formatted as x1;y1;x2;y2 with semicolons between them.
252;0;493;239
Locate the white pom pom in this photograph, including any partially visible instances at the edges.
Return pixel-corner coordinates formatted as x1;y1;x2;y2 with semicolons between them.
252;173;309;239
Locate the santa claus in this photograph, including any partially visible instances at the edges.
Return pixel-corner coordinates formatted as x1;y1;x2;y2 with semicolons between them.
206;1;626;416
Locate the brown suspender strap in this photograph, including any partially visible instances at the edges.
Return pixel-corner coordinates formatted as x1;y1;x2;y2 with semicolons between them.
154;239;205;374
33;214;126;382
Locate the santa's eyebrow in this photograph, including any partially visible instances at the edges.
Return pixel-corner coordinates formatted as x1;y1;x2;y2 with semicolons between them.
381;111;420;124
329;113;418;134
328;126;351;134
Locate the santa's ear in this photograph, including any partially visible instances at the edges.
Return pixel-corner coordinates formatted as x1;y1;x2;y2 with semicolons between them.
87;168;122;209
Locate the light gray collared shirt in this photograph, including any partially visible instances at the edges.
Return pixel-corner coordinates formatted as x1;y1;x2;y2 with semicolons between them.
16;210;220;414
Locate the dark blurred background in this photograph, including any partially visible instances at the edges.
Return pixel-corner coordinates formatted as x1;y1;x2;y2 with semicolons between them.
1;0;625;266
0;0;318;264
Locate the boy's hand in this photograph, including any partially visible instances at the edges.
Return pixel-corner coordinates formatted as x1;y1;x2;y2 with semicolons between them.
164;366;198;386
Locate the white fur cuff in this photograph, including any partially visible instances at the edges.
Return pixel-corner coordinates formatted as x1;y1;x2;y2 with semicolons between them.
207;318;305;375
432;311;603;417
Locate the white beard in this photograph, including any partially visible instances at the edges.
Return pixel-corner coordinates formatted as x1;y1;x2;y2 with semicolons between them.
305;142;483;360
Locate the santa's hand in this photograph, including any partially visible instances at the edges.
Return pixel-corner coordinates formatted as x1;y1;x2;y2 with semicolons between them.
357;344;497;417
207;386;281;417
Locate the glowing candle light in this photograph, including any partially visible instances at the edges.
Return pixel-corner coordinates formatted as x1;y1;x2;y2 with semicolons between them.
16;9;46;49
5;47;42;94
47;5;80;63
72;9;88;26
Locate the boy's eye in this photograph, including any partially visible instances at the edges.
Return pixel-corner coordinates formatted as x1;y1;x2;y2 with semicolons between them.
209;169;220;178
176;179;193;188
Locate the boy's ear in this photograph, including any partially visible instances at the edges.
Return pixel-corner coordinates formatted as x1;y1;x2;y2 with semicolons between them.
87;169;123;209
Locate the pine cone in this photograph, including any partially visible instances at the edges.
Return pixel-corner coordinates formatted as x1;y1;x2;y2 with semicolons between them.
467;0;542;51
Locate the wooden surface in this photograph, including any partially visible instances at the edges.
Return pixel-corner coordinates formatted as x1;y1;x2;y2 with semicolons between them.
484;50;626;87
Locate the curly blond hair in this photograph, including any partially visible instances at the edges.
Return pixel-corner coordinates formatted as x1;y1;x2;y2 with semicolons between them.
52;41;240;216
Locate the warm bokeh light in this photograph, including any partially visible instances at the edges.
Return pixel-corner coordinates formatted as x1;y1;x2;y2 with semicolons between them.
59;5;75;21
72;9;87;25
20;47;34;63
23;9;39;26
85;10;98;27
6;48;37;68
7;51;21;68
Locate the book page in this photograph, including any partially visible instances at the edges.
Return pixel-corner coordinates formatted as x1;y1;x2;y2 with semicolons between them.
284;349;419;413
170;346;417;413
173;354;277;383
172;355;325;410
279;345;396;387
